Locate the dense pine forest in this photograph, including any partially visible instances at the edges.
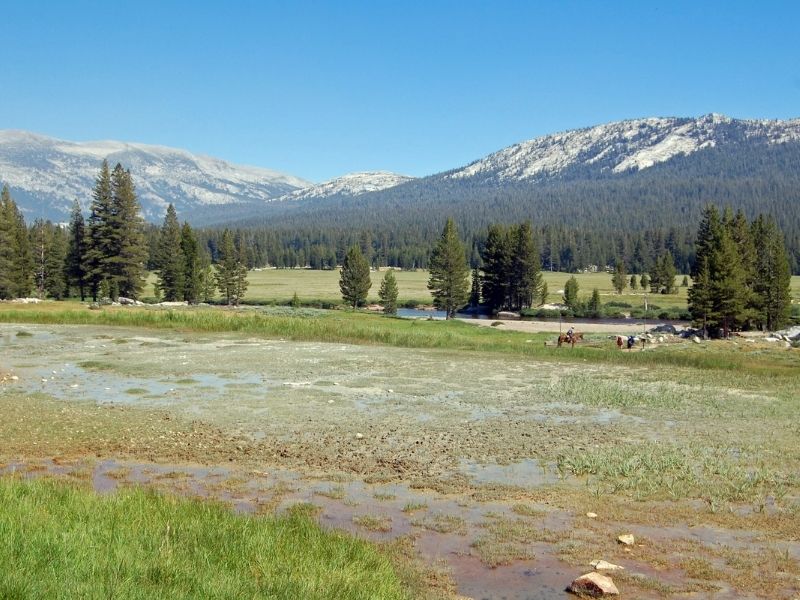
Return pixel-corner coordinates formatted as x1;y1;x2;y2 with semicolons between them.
197;140;800;275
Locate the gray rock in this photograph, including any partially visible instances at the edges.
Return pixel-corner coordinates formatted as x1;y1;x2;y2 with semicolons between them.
617;534;635;545
568;572;619;597
590;559;625;571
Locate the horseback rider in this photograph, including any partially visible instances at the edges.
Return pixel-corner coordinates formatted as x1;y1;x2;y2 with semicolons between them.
566;326;574;342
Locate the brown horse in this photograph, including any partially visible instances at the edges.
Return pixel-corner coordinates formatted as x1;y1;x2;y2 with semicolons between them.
557;332;583;347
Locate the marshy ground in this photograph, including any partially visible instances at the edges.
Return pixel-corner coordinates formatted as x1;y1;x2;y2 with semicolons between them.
1;320;799;599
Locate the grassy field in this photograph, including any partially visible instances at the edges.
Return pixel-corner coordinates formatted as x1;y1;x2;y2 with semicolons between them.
0;478;415;600
142;269;731;309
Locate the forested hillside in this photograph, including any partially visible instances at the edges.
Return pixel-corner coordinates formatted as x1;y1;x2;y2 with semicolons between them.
216;141;800;274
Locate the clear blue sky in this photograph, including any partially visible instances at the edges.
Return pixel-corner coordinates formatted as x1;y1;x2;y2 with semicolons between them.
2;0;799;182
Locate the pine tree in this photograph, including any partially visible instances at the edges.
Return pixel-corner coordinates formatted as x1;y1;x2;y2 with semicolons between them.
64;200;88;300
46;224;68;299
612;260;627;294
215;229;245;305
7;196;33;298
538;280;548;306
32;219;66;299
651;251;677;294
428;218;469;319
197;250;216;303
588;288;601;318
181;222;201;304
480;224;511;312
233;232;249;303
85;161;114;300
639;273;650;291
563;275;579;310
681;275;689;287
0;186;18;299
710;226;748;337
629;274;638;291
510;222;541;310
688;257;714;338
155;204;185;301
469;267;481;307
378;270;399;315
339;245;371;308
751;215;792;330
109;164;147;299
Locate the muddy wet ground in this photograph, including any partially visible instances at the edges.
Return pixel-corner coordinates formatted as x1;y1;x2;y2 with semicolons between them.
1;323;799;599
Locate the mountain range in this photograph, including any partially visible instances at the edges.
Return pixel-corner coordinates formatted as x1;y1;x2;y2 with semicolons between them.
1;114;800;230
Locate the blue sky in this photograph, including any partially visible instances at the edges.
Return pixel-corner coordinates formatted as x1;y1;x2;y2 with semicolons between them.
2;0;799;182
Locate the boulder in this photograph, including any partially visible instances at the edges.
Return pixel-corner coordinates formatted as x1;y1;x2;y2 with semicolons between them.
692;336;701;344
649;323;676;334
616;534;635;545
586;512;598;518
590;559;625;571
568;572;619;597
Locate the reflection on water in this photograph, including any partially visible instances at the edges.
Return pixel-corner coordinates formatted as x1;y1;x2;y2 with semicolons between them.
458;458;561;487
396;308;448;319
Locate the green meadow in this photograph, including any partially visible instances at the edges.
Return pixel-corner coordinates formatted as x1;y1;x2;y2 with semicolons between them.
0;478;415;600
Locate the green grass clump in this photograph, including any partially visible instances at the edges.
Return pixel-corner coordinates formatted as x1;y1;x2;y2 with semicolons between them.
0;478;412;600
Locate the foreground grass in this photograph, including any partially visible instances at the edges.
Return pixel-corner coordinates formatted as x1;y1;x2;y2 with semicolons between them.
0;477;412;600
2;303;798;377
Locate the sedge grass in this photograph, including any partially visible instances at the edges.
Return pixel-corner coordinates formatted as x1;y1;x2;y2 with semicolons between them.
0;477;413;600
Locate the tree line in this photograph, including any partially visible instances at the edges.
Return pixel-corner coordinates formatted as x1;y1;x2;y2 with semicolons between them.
0;162;250;305
688;206;792;336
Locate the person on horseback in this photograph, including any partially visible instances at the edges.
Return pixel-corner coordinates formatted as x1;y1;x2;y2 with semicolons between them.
566;326;574;343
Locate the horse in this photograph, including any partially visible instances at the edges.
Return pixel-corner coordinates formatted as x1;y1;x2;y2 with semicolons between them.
557;332;583;348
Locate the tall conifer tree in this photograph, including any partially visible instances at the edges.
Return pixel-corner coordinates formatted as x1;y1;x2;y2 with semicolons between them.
378;270;399;315
155;204;185;301
428;218;469;319
85;160;114;300
339;245;371;308
64;200;88;300
109;164;146;299
181;222;202;304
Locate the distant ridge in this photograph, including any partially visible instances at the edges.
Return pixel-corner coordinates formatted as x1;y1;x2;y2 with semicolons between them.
0;130;312;221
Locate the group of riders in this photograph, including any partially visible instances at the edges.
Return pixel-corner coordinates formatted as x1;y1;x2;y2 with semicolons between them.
563;326;637;349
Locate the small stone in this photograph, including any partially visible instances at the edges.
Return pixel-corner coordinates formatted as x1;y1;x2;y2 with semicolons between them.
568;572;619;597
387;389;394;393
355;432;364;439
10;375;19;381
327;399;334;404
586;512;598;518
617;534;635;546
591;559;625;571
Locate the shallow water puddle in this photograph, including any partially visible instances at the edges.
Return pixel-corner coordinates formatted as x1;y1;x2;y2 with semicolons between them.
458;458;561;487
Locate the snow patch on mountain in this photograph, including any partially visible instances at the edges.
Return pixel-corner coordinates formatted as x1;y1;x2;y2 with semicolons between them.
448;114;800;183
279;171;415;201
